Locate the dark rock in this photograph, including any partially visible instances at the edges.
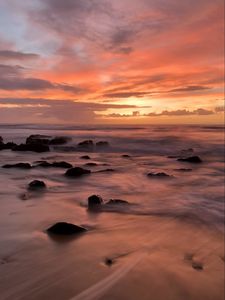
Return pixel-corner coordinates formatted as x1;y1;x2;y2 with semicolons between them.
36;161;52;167
181;148;194;154
177;156;202;163
0;136;3;143
88;195;103;208
65;167;91;177
0;142;17;150
37;161;72;168
80;155;91;160
104;257;114;266
96;141;109;147
174;168;193;172
121;154;131;158
51;161;73;168
78;140;94;148
147;172;171;178
2;163;32;169
106;199;129;205
85;162;98;167
26;134;51;145
12;143;50;153
52;146;76;152
47;222;87;235
192;262;203;271
49;136;71;145
97;168;115;173
19;193;30;200
28;180;46;190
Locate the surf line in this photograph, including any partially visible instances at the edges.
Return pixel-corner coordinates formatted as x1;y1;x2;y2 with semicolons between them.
69;251;146;300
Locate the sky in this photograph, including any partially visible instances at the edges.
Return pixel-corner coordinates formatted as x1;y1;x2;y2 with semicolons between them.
0;0;224;124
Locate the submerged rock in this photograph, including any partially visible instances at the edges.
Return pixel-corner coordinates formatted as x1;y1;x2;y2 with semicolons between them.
96;168;115;173
49;136;71;145
28;180;46;190
192;261;203;271
52;161;73;168
121;154;131;158
104;257;114;266
65;167;91;177
26;134;51;145
37;161;72;168
96;141;109;147
88;195;103;209
77;140;94;149
147;172;172;178
2;163;32;169
85;162;98;167
47;222;87;235
177;156;202;163
36;161;52;167
174;168;193;172
105;199;129;205
80;155;91;160
12;143;50;153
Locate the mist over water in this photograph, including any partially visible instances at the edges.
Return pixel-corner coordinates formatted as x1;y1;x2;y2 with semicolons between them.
0;124;224;300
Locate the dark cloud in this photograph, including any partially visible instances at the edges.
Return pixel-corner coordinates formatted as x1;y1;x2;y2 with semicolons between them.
145;108;214;116
0;77;86;93
0;97;144;123
105;108;215;118
0;50;39;60
169;85;211;93
0;64;24;76
214;106;225;112
106;111;140;118
0;78;54;90
103;91;150;98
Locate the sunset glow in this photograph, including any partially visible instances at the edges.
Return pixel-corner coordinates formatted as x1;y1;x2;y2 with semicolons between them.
0;0;224;124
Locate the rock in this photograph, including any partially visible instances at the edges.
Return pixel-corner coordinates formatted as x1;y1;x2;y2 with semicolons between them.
104;257;114;266
88;195;103;209
80;155;91;160
192;262;203;271
0;142;17;150
2;163;32;169
121;154;131;158
4;142;17;149
85;162;98;167
96;141;109;147
28;180;46;190
65;167;91;177
37;161;72;168
177;156;202;163
106;199;129;205
80;155;91;159
0;136;3;143
26;134;51;145
36;161;52;167
51;161;73;168
49;136;71;145
174;168;192;172
77;140;94;149
12;143;50;153
147;172;171;178
47;222;87;235
97;168;115;173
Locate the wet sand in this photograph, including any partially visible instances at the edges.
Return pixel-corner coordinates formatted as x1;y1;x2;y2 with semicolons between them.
0;197;224;300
